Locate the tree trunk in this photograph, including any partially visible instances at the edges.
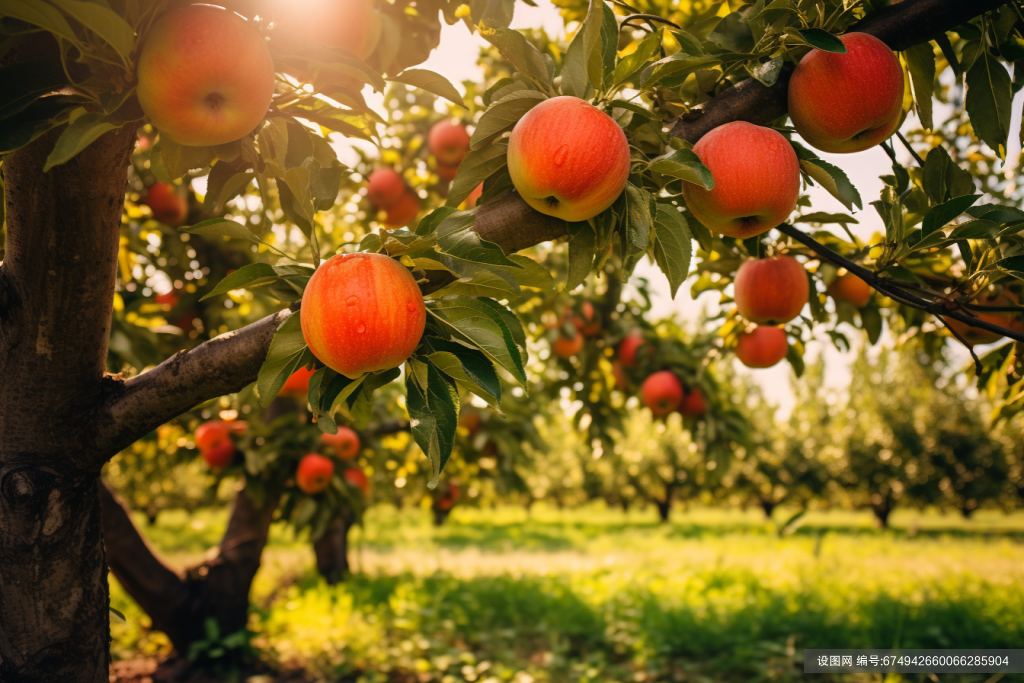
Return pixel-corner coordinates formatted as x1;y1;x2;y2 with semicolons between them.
760;500;776;520
432;505;451;526
871;499;892;528
313;513;354;584
654;499;671;522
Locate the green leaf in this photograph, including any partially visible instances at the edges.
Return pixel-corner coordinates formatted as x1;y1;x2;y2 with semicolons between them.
470;90;546;151
201;263;314;301
474;296;526;351
3;0;82;48
904;42;935;130
415;206;458;236
157;137;215;181
43;110;122;171
641;54;720;90
508;254;554;290
406;364;460;482
256;314;311;407
446;142;509;208
797;211;859;225
921;194;981;236
799;28;846;53
652;204;693;298
435;210;520;267
472;0;515;30
597;4;618;89
426;337;502;403
427;350;501;404
389;69;466;108
427;297;526;385
561;0;604;98
613;31;664;87
48;0;135;65
965;52;1013;158
648;148;714;189
482;28;554;94
622;184;652;272
799;158;862;211
922;145;975;203
0;59;68;121
566;223;596;292
181;218;261;243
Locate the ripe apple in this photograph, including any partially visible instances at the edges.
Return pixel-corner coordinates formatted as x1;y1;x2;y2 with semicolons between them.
943;291;1022;346
143;182;188;226
195;421;231;451
155;290;181;308
301;253;426;378
367;169;405;209
827;274;872;308
574;301;602;337
641;371;684;417
734;255;809;325
788;32;904;154
274;0;381;60
280;366;315;398
382;192;421;228
552;333;584;359
297;454;335;494
459;411;482;437
679;386;707;417
136;5;276;147
618;333;646;368
344;468;369;495
681;121;800;238
429;120;471;166
507;96;630;222
735;326;789;368
322;426;361;459
201;441;236;470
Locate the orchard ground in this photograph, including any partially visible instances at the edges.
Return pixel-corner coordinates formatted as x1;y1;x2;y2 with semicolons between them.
110;504;1024;682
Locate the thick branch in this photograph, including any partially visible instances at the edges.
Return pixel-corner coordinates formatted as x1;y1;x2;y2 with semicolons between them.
668;0;1007;143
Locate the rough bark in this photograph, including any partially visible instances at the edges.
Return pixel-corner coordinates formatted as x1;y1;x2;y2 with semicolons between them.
0;122;137;683
313;513;354;584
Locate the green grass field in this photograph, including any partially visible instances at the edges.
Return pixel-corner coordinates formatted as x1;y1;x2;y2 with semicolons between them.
110;504;1024;682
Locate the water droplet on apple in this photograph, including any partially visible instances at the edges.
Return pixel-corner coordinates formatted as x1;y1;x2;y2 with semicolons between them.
356;323;366;334
553;144;569;166
347;296;358;307
407;302;416;312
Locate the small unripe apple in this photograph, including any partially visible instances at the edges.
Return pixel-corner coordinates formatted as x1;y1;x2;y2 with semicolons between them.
280;366;314;398
618;333;646;368
322;426;360;458
943;291;1022;346
641;371;684;417
788;32;904;154
136;5;275;147
344;467;369;495
429;120;471;166
679;386;707;417
367;169;405;209
735;326;788;368
552;333;584;359
508;96;630;222
301;253;426;378
382;192;421;228
143;183;188;226
734;255;809;325
682;121;800;238
297;454;335;494
827;274;872;308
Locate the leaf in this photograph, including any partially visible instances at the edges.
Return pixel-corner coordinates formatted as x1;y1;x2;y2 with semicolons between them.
921;194;981;236
641;54;720;90
745;56;784;87
474;296;526;351
389;69;466;108
426;337;502;402
0;59;68;121
965;52;1013;158
648;148;714;189
799;28;846;53
904;42;935;130
3;0;82;48
406;364;459;482
181;217;261;243
157;137;215;181
435;210;520;267
797;211;859;225
427;350;501;403
481;28;554;94
622;184;652;272
799;158;862;211
201;263;314;301
48;0;135;65
446;142;508;208
652;204;693;298
613;31;664;87
922;145;975;203
508;254;554;290
427;297;526;385
43;110;122;171
561;0;604;97
597;4;618;89
565;223;596;292
415;206;459;236
470;90;546;150
472;0;515;30
256;314;310;407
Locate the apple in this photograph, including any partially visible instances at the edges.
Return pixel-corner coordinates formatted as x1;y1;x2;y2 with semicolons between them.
322;426;361;459
155;290;181;308
734;255;809;325
273;0;381;60
827;274;872;308
201;441;236;470
552;332;584;359
143;182;188;226
574;301;602;337
944;291;1022;346
195;421;235;469
618;333;646;368
437;482;461;510
367;169;406;209
735;326;789;368
297;454;335;494
788;32;904;154
462;184;484;210
507;96;630;222
344;468;369;495
679;386;707;417
612;360;630;391
681;121;800;239
641;371;684;417
136;5;276;147
429;119;471;166
280;366;315;398
459;411;482;437
382;192;421;228
301;253;426;378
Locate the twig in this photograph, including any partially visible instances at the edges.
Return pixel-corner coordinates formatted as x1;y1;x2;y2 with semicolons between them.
620;13;681;29
896;131;926;167
939;316;983;374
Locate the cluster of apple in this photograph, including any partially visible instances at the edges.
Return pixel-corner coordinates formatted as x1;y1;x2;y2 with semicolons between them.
549;302;603;359
141;181;188;226
295;426;368;496
614;333;708;418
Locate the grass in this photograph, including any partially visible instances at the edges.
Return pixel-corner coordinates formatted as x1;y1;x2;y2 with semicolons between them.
110;504;1024;682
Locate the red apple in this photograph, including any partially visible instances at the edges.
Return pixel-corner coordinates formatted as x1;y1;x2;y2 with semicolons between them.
367;169;406;209
827;274;872;308
155;290;181;308
322;426;360;459
301;253;426;378
682;121;800;238
136;5;275;147
574;301;602;337
143;182;188;226
788;32;904;154
201;440;236;470
195;421;231;451
943;291;1022;346
429;119;471;166
344;468;369;495
679;386;707;417
641;371;684;417
459;411;482;437
280;366;315;398
618;333;646;368
508;96;630;222
297;454;335;494
612;360;630;391
382;192;421;228
552;332;584;359
437;163;459;181
734;255;809;325
735;326;789;368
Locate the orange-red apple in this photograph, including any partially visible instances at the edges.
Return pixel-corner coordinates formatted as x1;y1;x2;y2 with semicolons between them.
641;371;684;417
297;454;335;494
382;192;421;228
196;421;235;469
507;96;630;222
827;274;872;308
143;182;188;226
301;253;426;378
943;291;1022;346
155;290;181;308
734;255;809;324
280;366;314;398
322;426;361;458
682;121;800;238
618;333;646;368
788;32;904;154
735;326;788;368
679;386;707;417
367;169;405;209
552;332;584;359
201;441;236;470
429;119;471;166
136;5;275;147
344;467;369;495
